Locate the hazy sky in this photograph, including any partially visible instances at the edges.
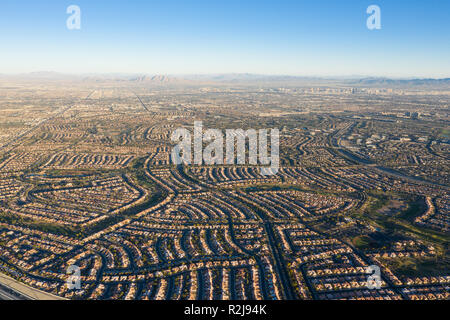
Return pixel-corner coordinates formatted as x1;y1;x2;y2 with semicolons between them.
1;0;449;77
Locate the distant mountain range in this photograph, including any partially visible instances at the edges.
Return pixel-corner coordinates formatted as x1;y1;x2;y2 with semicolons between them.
129;75;176;83
354;77;450;86
1;72;449;87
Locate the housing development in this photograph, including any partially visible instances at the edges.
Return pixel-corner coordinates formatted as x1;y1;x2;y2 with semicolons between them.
0;75;448;300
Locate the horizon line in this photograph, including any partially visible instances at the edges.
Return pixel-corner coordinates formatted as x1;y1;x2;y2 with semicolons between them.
1;71;449;81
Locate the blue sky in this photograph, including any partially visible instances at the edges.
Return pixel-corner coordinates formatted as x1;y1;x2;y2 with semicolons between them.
0;0;449;77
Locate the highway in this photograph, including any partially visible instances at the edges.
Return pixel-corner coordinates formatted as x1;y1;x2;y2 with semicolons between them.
328;122;449;190
0;283;28;300
0;271;64;300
